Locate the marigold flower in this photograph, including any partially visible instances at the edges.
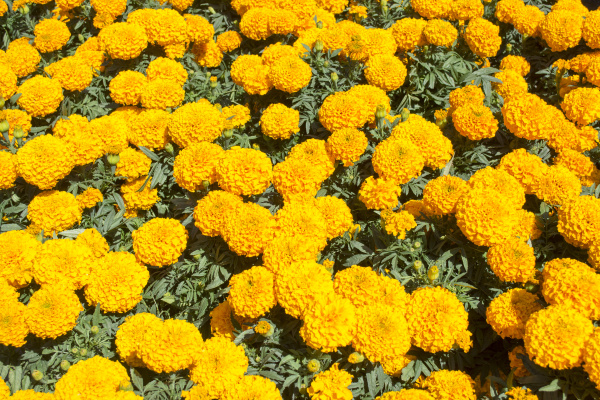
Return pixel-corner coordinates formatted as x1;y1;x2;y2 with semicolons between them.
423;19;458;47
127;109;170;150
493;70;528;100
109;71;147;106
91;0;127;27
583;10;600;48
358;176;401;210
561;87;600;126
589;245;600;270
376;390;434;400
539;10;583;52
209;300;253;340
259;103;299;139
168;101;225;147
325;128;367;167
6;38;40;78
116;312;163;367
0;284;28;347
314;196;354;240
496;149;548;194
34;18;70;53
121;176;160;211
450;0;483;21
54;356;130;400
513;5;545;37
227;266;276;319
90;114;130;154
487;238;536;283
364;54;407;92
189;337;248;398
216;147;272;196
174;142;224;191
193;190;242;238
17;76;64;117
536;165;581;205
230;54;273;95
469;167;526;209
28;191;82;237
452;104;498;140
380;209;416;239
269;56;312;93
102;22;148;60
216;31;242;52
0;230;40;289
542;263;600;320
4;109;32;139
449;85;485;111
554;149;599;187
141;79;185;110
76;228;109;259
508;346;530;378
221;202;276;257
0;152;17;190
76;187;103;209
307;363;353;400
240;7;273;40
132;218;188;267
115;148;151;181
500;55;531;76
524;304;593;370
272;158;322;202
583;328;600;389
319;91;369;132
465;17;502;58
0;63;17;100
26;283;83;339
185;14;214;43
45;56;93;92
391;18;427;51
422;175;469;215
191;40;223;68
372;136;425;185
411;0;453;19
223;375;282;400
486;289;543;339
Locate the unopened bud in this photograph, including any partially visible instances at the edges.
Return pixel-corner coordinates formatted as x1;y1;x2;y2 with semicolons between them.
375;104;387;120
382;5;388;12
208;6;215;14
324;60;330;68
206;72;212;79
202;180;210;189
13;126;25;139
0;120;9;133
214;103;222;112
316;21;323;29
78;34;85;43
400;108;410;122
31;370;43;381
60;360;70;371
307;359;321;373
413;260;423;271
19;5;29;14
381;0;388;7
331;72;338;82
210;76;218;88
413;242;421;249
423;45;429;52
348;352;365;364
0;96;5;109
107;154;119;165
71;347;79;354
223;129;233;139
427;265;439;283
314;40;324;52
79;348;87;357
164;142;174;155
252;143;260;150
506;43;512;53
119;380;133;391
91;326;99;335
525;282;539;293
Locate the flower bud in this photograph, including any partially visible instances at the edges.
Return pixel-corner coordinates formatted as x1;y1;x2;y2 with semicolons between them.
314;40;324;52
13;126;25;139
79;348;88;356
423;45;429;52
413;242;421;249
0;120;9;133
506;43;512;53
107;154;120;165
400;108;410;122
255;320;274;337
375;104;387;120
164;142;174;155
91;325;99;335
413;260;423;271
208;6;216;14
31;370;43;381
348;352;365;364
206;72;212;79
381;0;388;7
252;143;260;150
78;34;85;43
427;265;439;283
382;5;388;12
19;5;29;14
223;129;233;139
324;61;330;68
210;76;218;88
202;180;210;189
525;282;539;293
316;21;323;29
307;359;321;373
255;356;261;362
119;380;134;391
331;72;338;82
0;96;5;109
214;103;222;112
71;347;79;354
60;360;70;371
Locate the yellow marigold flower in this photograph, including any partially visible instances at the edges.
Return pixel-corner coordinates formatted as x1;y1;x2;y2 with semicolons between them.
501;93;555;140
221;202;276;257
132;218;187;267
185;14;214;43
587;58;600;87
138;318;203;373
193;190;242;237
381;209;417;239
222;104;251;130
422;175;469;215
423;19;458;47
141;79;184;110
0;286;28;347
269;56;312;93
319;91;369;132
261;43;299;67
411;0;452;19
101;22;148;60
358;176;401;210
90;114;130;154
6;38;40;78
391;18;427;52
487;238;536;283
84;251;148;313
307;363;353;400
348;85;392;126
274;200;328;250
189;337;249;398
496;149;548;194
17;76;64;117
191;40;223;68
536;164;581;205
296;7;336;33
209;300;253;340
0;377;8;399
76;187;103;209
32;238;93;289
464;17;501;58
508;346;530;378
272;157;321;202
275;260;333;318
558;196;600;249
76;228;108;259
109;71;147;106
44;56;92;92
513;5;545;37
0;230;40;289
216;147;272;196
372;136;424;185
76;50;106;76
524;304;593;369
318;27;351;54
514;209;542;241
168;101;224;148
216;31;242;52
4;109;32;139
542;264;600;320
486;288;543;339
286;138;335;182
11;389;55;399
539;10;583;52
316;0;348;13
0;63;17;100
56;0;84;11
492;70;528;100
376;390;434;400
300;292;357;352
561;87;600;126
174;142;223;191
121;176;159;211
91;0;127;27
583;10;600;49
33;18;70;53
0;152;17;190
551;0;589;15
28;191;82;237
263;235;317;275
223;375;282;400
55;116;104;167
230;54;273;95
239;7;273;40
54;356;130;400
228;265;276;318
500;55;530;76
449;85;485;112
549;121;599;153
314;196;354;240
450;0;483;21
364;54;407;92
422;370;476;400
469;167;526;209
116;312;163;367
543;258;593;283
407;286;472;353
26;283;83;339
130;8;187;48
0;0;6;16
259;103;299;140
583;328;600;389
325;128;367;167
505;387;540;400
115;148;151;181
452;104;498;140
554;148;599;187
127;109;170;150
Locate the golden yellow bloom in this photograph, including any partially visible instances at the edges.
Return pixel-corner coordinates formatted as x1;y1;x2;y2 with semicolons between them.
493;70;528;100
168;101;225;147
17;75;64;117
411;0;453;19
263;235;319;275
216;147;272;196
115;148;151;181
558;195;600;249
372;136;425;185
391;18;427;51
422;370;476;400
375;390;434;400
32;238;93;290
501;93;554;140
115;312;163;367
0;63;16;100
16;135;75;189
75;187;103;209
45;56;92;92
464;17;502;58
314;196;354;240
422;175;469;215
260;103;300;139
0;230;40;289
450;0;483;21
174;142;224;191
221;201;276;257
325;128;367;167
380;209;416;239
307;363;353;400
109;70;147;106
217;31;243;52
452;104;498;140
127;109;171;150
508;346;530;378
76;228;109;259
497;149;548;194
4;109;32;139
554;148;600;187
524;304;593;370
184;14;214;43
91;0;127;28
561;87;600;126
26;283;83;339
358;176;401;210
6;38;40;78
239;7;273;40
34;18;70;53
189;337;248;397
589;245;600;270
364;54;407;92
286;138;336;182
539;10;583;52
319;91;369;132
193;190;243;237
469;166;526;209
487;238;536;282
486;289;543;339
141;79;185;110
0;284;28;347
423;19;458;47
583;10;600;48
223;375;282;400
0;152;17;190
121;176;160;211
513;5;545;36
269;56;312;93
132;218;188;267
449;85;485;112
500;55;531;76
28;191;83;237
90;114;130;154
537;165;581;205
228;266;276;318
230;54;273;95
209;300;253;340
191;40;223;68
